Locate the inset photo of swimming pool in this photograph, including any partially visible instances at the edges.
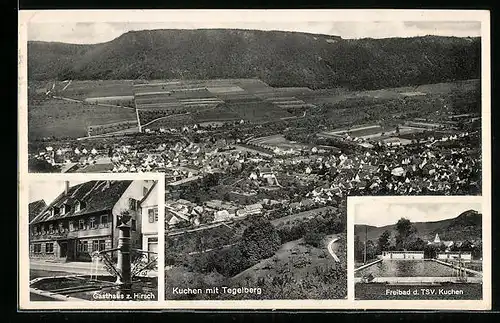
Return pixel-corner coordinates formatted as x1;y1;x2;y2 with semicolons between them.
351;196;484;301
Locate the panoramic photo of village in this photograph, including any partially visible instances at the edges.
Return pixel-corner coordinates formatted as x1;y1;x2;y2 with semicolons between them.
353;198;483;300
20;10;486;303
28;178;160;301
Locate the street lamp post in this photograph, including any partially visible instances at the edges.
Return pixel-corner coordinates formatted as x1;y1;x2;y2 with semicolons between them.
116;212;132;294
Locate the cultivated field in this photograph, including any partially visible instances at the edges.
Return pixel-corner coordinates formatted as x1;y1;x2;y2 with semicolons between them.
28;98;137;139
132;79;301;127
33;80;135;100
28;78;480;140
270;206;337;228
303;79;480;106
248;134;311;150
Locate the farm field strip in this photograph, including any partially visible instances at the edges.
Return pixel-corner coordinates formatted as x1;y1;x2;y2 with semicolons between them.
325;124;382;135
135;96;179;104
268;100;306;105
276;104;316;108
53;95;134;110
247;134;286;144
133;81;182;87
348;127;396;138
400;91;427;96
206;86;245;93
247;134;311;149
79;127;140;140
135;91;174;96
89;119;138;127
136;103;181;109
84;96;134;101
182;103;220;108
273;87;313;93
264;96;302;101
135;87;211;95
179;98;224;102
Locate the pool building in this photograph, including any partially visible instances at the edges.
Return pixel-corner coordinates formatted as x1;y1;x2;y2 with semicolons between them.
380;250;424;260
380;250;472;260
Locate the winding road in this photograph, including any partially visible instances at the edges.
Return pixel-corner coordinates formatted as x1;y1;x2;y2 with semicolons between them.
327;237;341;262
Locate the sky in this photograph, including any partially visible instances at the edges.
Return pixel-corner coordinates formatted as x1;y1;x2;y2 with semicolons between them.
29;180;86;205
355;201;481;227
26;21;482;44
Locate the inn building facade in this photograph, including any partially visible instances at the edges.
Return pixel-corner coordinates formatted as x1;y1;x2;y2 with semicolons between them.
29;180;157;262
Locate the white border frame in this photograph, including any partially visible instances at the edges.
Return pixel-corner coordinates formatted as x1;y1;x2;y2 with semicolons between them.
19;173;166;310
347;195;490;310
18;9;491;310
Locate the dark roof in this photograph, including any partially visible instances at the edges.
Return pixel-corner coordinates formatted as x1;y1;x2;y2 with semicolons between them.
30;180;133;224
29;200;47;222
79;163;114;173
140;181;157;205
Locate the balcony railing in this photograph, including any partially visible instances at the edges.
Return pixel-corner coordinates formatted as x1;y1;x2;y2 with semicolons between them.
31;224;112;240
30;230;69;241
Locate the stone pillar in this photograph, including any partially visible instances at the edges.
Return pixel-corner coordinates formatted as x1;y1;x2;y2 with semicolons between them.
116;223;132;293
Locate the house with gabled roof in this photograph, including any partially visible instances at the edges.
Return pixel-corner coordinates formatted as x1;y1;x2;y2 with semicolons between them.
139;181;159;256
29;180;156;262
29;200;47;223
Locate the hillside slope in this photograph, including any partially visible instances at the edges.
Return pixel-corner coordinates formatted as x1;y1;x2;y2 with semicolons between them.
28;29;480;90
355;210;482;242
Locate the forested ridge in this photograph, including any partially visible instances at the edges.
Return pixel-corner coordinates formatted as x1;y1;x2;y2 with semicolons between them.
29;29;480;91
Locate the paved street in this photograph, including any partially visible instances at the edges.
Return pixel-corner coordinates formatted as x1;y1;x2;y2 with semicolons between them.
30;260;158;277
30;260;108;276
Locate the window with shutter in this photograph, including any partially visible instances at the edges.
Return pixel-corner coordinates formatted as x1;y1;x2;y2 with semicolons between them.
148;209;155;223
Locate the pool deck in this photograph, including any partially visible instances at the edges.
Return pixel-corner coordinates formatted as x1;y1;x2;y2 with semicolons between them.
354;277;482;284
354;259;382;272
432;259;483;277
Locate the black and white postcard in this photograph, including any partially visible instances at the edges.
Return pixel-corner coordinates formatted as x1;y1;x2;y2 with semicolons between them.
18;9;490;310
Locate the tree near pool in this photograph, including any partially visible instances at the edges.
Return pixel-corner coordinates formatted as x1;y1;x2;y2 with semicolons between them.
377;230;391;253
424;244;439;259
395;218;418;250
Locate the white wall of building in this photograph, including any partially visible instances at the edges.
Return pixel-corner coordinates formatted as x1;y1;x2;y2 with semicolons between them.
437;252;472;260
380;251;424;260
140;182;159;252
112;180;156;249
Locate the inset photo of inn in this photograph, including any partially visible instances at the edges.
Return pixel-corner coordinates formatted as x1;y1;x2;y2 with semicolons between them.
28;178;161;302
351;197;483;301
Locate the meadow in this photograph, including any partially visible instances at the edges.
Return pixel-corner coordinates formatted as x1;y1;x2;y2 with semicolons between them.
28;98;137;139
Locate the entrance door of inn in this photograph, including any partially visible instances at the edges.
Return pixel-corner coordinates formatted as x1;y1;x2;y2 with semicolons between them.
66;239;77;261
59;241;68;258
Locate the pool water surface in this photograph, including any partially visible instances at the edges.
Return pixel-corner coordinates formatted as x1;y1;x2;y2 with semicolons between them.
355;260;465;277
